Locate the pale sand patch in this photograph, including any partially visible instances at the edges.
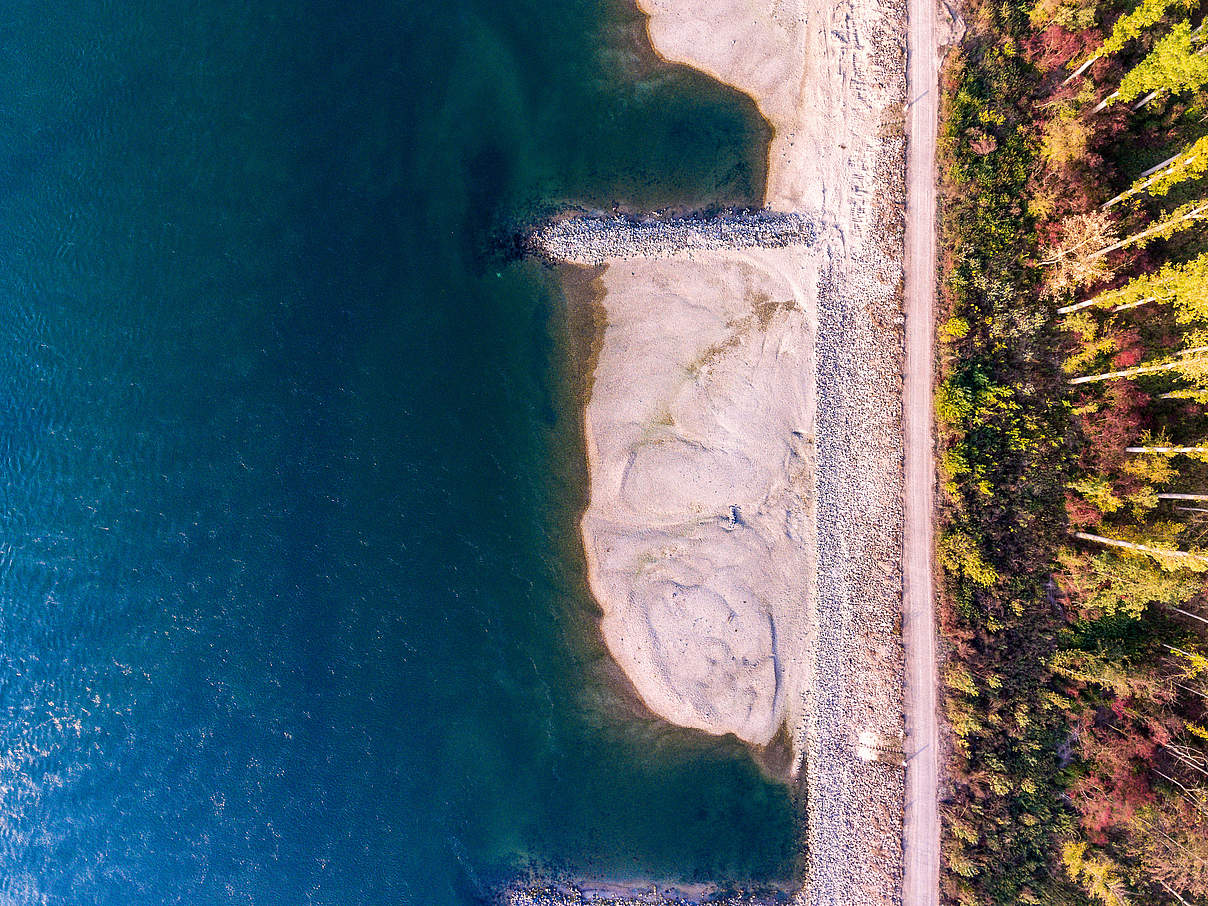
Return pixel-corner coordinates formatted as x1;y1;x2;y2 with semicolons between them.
582;247;819;747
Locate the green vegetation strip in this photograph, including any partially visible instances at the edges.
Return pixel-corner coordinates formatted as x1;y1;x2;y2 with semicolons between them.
938;0;1208;902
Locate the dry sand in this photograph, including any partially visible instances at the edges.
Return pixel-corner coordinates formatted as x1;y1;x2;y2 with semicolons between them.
574;0;909;901
582;244;821;747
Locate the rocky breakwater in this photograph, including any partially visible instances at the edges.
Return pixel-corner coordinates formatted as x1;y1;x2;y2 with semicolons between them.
499;881;791;906
527;211;817;265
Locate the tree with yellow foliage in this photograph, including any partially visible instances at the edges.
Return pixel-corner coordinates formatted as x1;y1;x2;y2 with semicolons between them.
1063;0;1197;83
1104;134;1208;208
1062;841;1133;906
1066;252;1208;318
1098;21;1208;108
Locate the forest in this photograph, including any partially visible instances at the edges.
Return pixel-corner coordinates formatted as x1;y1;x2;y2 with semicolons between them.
936;0;1208;902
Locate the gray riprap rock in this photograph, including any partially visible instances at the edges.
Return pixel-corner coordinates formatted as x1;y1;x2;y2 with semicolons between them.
527;211;817;265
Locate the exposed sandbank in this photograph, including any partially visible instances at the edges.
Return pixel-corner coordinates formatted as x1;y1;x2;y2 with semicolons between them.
582;244;821;748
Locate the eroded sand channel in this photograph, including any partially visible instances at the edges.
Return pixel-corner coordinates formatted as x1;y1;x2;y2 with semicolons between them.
565;0;910;902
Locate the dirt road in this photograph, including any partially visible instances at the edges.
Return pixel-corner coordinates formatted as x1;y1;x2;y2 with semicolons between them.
902;0;941;902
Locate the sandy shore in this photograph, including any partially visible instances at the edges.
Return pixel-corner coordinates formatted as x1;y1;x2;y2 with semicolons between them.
573;0;909;902
581;242;821;749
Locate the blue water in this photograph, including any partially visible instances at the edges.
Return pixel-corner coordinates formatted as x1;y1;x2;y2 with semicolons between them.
0;1;797;903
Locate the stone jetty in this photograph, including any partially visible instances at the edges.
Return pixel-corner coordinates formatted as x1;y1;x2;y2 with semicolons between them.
526;211;817;265
497;881;791;906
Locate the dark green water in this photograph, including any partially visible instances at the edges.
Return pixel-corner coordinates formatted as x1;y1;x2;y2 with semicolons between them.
0;0;797;903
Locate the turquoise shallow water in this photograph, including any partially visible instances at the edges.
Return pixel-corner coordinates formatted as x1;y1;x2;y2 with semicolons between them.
0;1;797;903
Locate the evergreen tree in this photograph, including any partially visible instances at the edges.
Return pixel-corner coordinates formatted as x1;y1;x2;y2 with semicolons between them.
1062;841;1134;906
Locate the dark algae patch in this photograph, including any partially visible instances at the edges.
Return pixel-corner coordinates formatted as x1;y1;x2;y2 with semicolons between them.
0;0;794;904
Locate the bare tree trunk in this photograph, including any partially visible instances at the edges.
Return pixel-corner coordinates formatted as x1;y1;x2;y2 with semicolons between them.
1103;154;1199;209
1168;604;1208;626
1114;296;1160;311
1151;766;1208;815
1159;878;1194;906
1165;643;1208;661
1132;88;1162;110
1057;296;1102;314
1062;52;1102;85
1158;493;1208;500
1094;89;1120;112
1090;203;1208;259
1074;531;1208;562
1140;152;1184;179
1174;680;1208;700
1070;356;1208;383
1057;293;1156;315
1167;741;1208;772
1165;746;1208;778
1126;445;1208;454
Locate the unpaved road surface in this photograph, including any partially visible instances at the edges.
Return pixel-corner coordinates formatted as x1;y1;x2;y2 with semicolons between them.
902;0;941;902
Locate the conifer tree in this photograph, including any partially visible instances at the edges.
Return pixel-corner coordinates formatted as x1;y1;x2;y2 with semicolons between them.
1062;841;1134;905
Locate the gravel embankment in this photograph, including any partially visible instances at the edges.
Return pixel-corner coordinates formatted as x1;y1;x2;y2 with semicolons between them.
799;0;909;900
